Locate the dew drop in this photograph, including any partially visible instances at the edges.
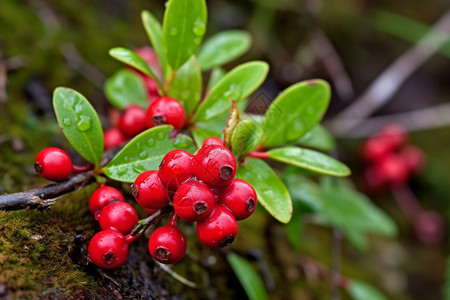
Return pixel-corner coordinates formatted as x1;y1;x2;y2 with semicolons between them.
157;132;166;140
123;156;129;162
285;119;303;140
139;151;148;159
170;27;178;36
147;138;155;147
192;19;206;36
193;37;202;45
117;166;127;175
62;118;71;127
132;162;146;173
75;103;83;113
174;138;188;149
76;116;92;132
135;142;142;150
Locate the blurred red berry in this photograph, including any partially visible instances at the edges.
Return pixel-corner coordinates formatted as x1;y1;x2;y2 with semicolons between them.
104;127;127;150
117;105;147;138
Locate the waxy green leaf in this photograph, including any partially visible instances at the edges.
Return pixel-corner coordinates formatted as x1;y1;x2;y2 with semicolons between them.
168;56;202;116
296;125;336;152
207;67;226;91
104;126;195;183
104;69;148;110
193;61;269;122
141;10;171;81
191;127;220;148
53;87;103;168
197;30;251;71
263;79;330;147
268;146;350;177
231;119;264;160
227;253;269;300
238;158;292;223
162;0;207;70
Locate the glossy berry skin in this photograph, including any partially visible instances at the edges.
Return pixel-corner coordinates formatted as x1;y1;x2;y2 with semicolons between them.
117;105;147;138
159;150;193;190
173;181;215;222
196;205;238;249
202;137;223;147
146;97;185;130
99;201;139;235
145;207;159;215
132;170;169;209
149;225;186;264
89;185;125;220
219;179;257;220
104;127;127;150
88;228;129;269
34;147;72;182
375;154;409;187
193;145;237;188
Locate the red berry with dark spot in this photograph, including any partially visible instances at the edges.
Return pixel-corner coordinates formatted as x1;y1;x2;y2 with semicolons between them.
196;205;238;249
89;185;125;220
99;201;139;235
219;179;257;220
159;150;193;190
34;147;72;182
193;145;237;187
104;127;127;150
202;137;223;147
88;228;129;269
132;170;169;209
149;225;186;264
173;180;215;222
376;154;410;187
146;97;185;130
117;105;147;138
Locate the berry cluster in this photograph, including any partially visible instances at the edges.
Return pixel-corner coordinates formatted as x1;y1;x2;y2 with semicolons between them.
87;185;139;269
362;124;425;192
131;138;257;264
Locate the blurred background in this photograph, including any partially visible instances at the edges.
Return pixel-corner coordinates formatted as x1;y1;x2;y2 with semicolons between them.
1;0;450;299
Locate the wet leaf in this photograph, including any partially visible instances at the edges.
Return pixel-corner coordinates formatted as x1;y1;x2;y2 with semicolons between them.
109;47;160;83
104;69;148;110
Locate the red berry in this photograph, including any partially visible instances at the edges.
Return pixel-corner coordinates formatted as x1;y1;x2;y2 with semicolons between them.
34;147;72;181
89;185;125;220
362;166;388;195
142;75;160;103
149;225;186;264
117;105;147;138
104;127;127;150
134;46;160;69
132;170;169;209
379;124;408;150
145;208;159;215
146;97;185;130
173;181;215;222
99;201;139;235
88;228;129;269
202;137;223;147
376;154;410;187
219;179;257;220
159;150;193;190
193;145;237;187
400;145;426;174
361;136;392;162
196;205;238;249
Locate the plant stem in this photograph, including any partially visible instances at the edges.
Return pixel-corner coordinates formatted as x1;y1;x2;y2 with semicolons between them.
247;151;269;159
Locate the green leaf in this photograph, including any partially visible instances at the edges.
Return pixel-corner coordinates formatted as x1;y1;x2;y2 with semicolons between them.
207;67;226;91
227;253;269;300
109;47;160;83
141;10;171;81
268;146;351;177
53;88;103;168
162;0;207;70
231;120;264;160
296;125;336;152
193;61;269;122
344;228;368;251
104;126;195;182
191;127;220;147
238;158;292;223
168;56;202;116
197;30;252;71
263;79;330;147
283;172;322;212
285;202;303;251
104;69;148;110
348;279;388;300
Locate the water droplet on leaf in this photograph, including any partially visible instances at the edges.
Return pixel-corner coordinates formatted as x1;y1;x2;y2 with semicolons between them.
157;132;166;140
170;27;178;36
139;151;148;159
192;19;206;36
147;138;155;147
62;118;71;127
76;116;91;132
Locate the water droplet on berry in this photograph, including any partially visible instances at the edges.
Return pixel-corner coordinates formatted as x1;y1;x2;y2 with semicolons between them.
170;27;178;36
76;116;91;132
62;118;71;127
157;132;166;140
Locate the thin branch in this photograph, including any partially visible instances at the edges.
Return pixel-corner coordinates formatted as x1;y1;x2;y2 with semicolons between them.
155;261;198;288
327;8;450;135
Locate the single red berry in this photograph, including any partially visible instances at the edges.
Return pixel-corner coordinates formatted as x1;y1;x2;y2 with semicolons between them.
196;205;238;249
89;185;125;220
159;150;194;190
149;225;186;264
145;207;159;215
193;145;237;187
219;179;257;220
400;145;426;174
202;137;223;147
132;170;169;209
142;75;160;103
99;201;139;235
134;46;160;69
375;154;410;187
379;124;408;150
117;105;147;138
146;97;185;130
34;147;72;181
361;136;392;162
88;228;129;269
173;180;215;222
104;127;127;150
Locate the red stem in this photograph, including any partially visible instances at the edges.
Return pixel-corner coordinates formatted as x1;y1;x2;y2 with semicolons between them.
391;185;423;221
125;233;140;244
247;151;269;159
168;212;179;227
71;164;93;173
